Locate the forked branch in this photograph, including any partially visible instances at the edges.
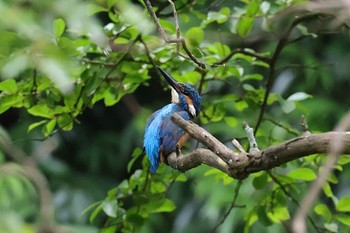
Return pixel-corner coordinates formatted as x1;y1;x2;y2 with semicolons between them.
167;113;350;180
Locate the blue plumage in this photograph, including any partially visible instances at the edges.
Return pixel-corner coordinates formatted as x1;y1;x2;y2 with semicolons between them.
143;67;202;173
144;104;190;173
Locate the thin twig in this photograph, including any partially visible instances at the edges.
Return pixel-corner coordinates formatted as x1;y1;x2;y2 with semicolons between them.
254;13;323;134
214;48;271;66
211;181;243;232
143;0;206;69
268;172;322;233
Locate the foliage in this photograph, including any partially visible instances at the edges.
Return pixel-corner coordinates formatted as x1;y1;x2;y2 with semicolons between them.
1;0;350;233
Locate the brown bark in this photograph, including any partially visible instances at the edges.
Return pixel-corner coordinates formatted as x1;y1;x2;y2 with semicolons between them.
167;113;350;179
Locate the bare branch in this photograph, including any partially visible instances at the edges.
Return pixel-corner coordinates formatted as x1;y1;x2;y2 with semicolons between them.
168;113;350;180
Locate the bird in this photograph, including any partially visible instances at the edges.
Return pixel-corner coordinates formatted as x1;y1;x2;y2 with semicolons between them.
143;67;202;173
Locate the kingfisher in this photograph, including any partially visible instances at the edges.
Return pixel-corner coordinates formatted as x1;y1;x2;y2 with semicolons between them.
143;67;202;173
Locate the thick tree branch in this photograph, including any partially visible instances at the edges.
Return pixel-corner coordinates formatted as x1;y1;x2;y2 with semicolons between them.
167;113;350;179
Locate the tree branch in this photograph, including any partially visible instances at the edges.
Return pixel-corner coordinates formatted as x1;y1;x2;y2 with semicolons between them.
254;12;325;134
167;113;350;180
143;0;206;69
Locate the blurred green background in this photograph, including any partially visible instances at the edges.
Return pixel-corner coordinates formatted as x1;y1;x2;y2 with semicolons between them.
1;0;350;232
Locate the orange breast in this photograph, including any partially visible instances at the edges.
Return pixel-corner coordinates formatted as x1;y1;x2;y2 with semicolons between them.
177;133;190;149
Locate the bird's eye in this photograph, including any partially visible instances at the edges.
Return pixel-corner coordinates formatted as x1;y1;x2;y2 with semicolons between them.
183;90;189;95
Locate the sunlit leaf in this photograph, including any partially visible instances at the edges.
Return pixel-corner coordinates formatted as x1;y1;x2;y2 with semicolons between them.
287;92;312;102
102;199;118;218
236;16;254;37
281;100;296;114
336;214;350;227
287;168;316;181
336;196;350;212
43;119;56;137
145;199;176;213
53;18;66;38
0;95;23;114
323;182;334;198
267;206;290;222
186;27;204;47
28;105;54;118
224;116;238;127
0;79;18;93
314;203;332;221
28;120;48;132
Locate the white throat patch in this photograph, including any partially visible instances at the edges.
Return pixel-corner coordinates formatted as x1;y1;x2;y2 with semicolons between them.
189;104;196;117
171;87;179;104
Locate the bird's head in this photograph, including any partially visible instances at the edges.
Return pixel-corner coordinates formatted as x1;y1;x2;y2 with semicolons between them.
157;66;202;118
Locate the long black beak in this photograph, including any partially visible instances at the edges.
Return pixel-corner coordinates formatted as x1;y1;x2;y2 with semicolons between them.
157;66;181;93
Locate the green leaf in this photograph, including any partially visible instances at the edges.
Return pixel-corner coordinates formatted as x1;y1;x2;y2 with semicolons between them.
89;203;103;223
186;27;204;47
257;205;272;226
267;206;290;223
224;116;238;127
336;214;350;227
252;172;268;190
127;148;143;173
287;168;316;181
28;120;48;132
323;182;334;198
241;74;263;81
281;100;296;114
0;79;18;93
246;2;259;17
53;18;66;38
236;15;254;37
314;203;332;221
175;173;187;182
338;155;350;165
172;71;201;85
82;201;102;218
0;95;23;114
43;119;56;137
159;19;176;33
28;104;55;118
87;3;107;15
287;92;312;102
324;223;338;232
336;196;350;212
207;11;228;24
102;199;118;218
260;1;271;14
57;114;73;131
104;88;120;106
145;199;176;213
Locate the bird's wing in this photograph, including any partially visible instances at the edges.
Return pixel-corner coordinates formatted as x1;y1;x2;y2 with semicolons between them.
145;109;161;130
143;109;163;173
159;110;190;156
